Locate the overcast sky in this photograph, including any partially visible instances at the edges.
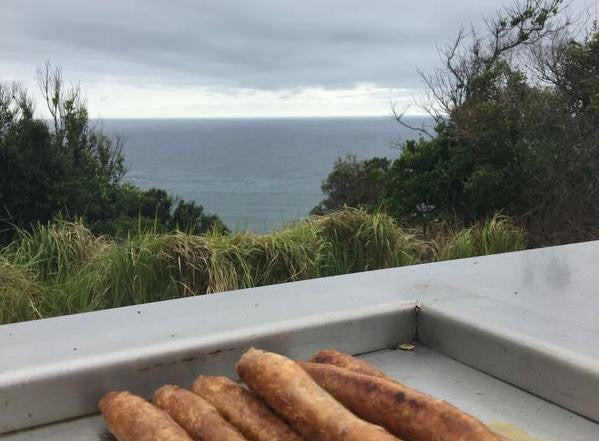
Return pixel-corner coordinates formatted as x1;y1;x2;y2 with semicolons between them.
1;0;594;118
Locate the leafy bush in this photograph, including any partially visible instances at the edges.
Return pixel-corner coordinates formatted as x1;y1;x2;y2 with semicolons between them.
312;154;390;215
317;2;599;246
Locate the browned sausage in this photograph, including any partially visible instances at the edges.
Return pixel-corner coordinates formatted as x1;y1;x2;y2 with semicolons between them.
192;376;303;441
153;385;248;441
309;349;394;381
235;348;403;441
299;361;501;441
98;391;193;441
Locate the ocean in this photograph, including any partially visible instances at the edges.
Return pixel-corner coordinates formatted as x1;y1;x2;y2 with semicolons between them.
101;117;425;232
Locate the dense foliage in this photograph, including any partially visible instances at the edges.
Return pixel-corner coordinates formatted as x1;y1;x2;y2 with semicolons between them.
0;64;225;243
315;1;599;245
311;154;390;215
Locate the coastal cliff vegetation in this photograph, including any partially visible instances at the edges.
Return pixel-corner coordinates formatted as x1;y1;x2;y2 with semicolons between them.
314;1;599;247
1;0;597;324
0;62;225;246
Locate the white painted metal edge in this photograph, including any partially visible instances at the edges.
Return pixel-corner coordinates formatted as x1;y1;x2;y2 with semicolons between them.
418;303;599;423
0;302;415;434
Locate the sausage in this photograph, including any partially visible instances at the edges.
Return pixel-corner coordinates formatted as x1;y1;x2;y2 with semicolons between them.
192;376;303;441
235;347;403;441
309;349;394;381
98;391;193;441
298;361;501;441
153;385;248;441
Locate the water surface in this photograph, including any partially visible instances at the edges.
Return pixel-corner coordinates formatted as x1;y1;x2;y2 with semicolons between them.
102;117;425;232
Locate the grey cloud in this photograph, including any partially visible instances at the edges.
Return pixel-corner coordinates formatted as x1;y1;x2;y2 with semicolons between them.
0;0;590;91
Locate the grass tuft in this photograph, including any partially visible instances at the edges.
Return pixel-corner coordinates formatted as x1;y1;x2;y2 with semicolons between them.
5;217;107;281
0;257;46;323
432;214;525;261
313;208;419;274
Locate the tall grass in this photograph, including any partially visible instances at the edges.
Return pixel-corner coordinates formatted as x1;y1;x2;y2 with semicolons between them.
0;257;46;323
313;209;419;273
0;209;525;325
5;218;107;280
431;214;525;261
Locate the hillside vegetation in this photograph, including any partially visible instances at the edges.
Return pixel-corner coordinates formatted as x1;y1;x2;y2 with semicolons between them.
0;209;524;324
314;2;599;247
0;63;225;245
3;0;590;325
